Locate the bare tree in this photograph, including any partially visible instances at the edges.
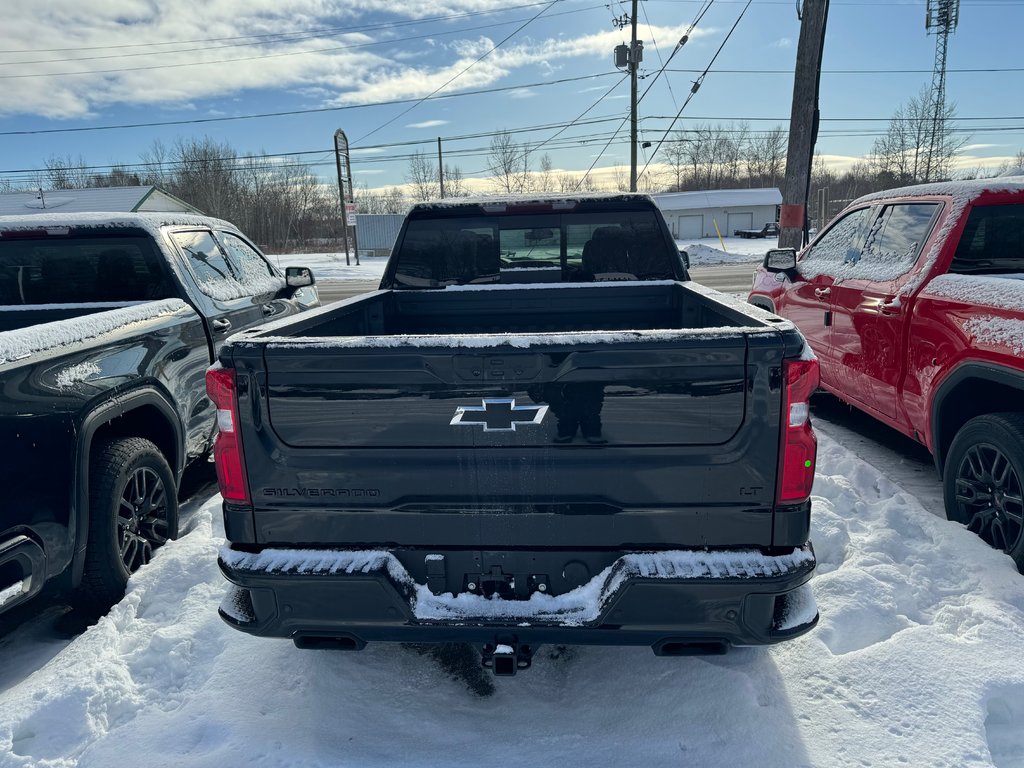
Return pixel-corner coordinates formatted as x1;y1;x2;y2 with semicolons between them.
745;127;787;188
44;154;91;189
871;88;968;184
405;152;439;202
90;166;142;187
487;130;530;194
557;173;597;193
442;164;468;197
995;149;1024;176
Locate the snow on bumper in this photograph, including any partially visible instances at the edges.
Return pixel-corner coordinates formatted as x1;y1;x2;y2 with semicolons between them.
218;545;818;648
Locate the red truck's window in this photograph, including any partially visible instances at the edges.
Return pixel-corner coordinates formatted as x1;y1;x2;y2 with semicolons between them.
951;204;1024;275
798;207;873;278
855;203;939;279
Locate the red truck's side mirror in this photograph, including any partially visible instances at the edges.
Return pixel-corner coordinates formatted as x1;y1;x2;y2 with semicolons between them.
764;248;797;273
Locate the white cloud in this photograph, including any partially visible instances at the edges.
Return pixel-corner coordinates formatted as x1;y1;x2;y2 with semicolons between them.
772;37;793;48
405;119;450;128
508;88;535;99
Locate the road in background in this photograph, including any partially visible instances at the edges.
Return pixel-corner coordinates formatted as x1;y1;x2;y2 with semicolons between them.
315;264;758;303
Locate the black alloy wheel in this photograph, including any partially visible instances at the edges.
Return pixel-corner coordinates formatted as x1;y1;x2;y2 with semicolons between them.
116;465;170;573
944;413;1024;573
82;437;179;610
954;442;1024;552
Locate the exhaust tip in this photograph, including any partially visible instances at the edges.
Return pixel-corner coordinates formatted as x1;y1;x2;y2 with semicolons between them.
652;639;728;657
293;633;366;651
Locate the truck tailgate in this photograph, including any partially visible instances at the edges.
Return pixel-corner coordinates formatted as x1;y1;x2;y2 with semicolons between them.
229;328;791;550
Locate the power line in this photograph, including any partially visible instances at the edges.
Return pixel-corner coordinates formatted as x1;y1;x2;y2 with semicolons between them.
665;66;1024;74
639;0;754;181
0;72;621;137
353;0;562;143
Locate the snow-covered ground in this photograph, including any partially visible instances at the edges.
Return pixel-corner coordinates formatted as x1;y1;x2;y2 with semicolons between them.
2;429;1024;767
266;252;389;282
677;236;780;266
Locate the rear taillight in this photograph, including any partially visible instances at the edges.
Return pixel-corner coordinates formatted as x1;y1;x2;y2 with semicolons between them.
205;364;251;504
777;355;819;505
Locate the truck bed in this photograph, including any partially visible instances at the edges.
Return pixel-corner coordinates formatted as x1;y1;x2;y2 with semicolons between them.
220;282;806;555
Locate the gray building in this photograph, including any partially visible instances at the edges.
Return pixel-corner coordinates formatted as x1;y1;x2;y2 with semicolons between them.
651;188;782;239
0;186;200;216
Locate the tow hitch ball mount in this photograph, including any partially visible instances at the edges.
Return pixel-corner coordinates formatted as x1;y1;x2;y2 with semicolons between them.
481;637;533;676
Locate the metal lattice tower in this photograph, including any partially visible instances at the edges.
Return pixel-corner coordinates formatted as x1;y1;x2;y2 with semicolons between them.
924;0;960;181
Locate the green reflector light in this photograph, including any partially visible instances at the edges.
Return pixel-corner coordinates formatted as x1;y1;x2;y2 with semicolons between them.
804;460;812;468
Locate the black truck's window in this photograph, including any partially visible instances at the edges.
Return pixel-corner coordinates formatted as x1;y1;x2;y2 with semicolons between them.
173;230;283;301
390;210;678;288
219;232;276;281
172;230;234;296
0;236;172;306
951;204;1024;274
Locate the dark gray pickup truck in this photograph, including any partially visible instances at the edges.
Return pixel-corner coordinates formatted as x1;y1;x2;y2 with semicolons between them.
212;194;819;674
0;212;317;616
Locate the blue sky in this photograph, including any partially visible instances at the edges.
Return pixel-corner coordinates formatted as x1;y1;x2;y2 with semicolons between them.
0;0;1021;193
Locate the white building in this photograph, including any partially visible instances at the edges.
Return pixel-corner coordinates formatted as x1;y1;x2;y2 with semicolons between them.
0;186;200;216
652;188;782;239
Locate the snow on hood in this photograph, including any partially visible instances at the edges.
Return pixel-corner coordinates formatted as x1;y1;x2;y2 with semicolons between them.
0;299;191;364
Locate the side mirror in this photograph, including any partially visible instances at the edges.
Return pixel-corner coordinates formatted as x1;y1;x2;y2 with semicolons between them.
678;249;690;270
763;248;797;273
286;266;315;288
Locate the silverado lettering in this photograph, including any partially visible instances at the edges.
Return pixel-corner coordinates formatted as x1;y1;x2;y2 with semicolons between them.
261;488;381;497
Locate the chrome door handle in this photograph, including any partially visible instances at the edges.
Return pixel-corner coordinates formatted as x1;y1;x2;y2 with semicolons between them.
880;300;901;316
212;318;232;333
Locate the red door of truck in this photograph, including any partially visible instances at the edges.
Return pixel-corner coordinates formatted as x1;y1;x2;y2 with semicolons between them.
827;202;941;420
774;206;875;390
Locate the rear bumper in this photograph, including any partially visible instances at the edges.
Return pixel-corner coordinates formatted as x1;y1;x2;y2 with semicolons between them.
218;545;818;650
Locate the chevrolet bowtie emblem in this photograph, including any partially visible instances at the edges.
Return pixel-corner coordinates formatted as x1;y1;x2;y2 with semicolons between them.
450;398;549;432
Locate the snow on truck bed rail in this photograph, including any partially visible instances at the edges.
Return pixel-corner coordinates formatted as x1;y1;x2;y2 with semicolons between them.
0;299;191;364
241;280;794;350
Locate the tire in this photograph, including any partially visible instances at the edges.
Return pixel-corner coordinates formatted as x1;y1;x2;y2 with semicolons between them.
943;413;1024;572
81;437;178;610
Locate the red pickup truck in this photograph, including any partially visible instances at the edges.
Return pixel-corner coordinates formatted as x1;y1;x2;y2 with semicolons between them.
749;177;1024;570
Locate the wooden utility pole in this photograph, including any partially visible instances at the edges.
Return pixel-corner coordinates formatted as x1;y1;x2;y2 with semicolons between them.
778;0;830;250
437;137;445;198
629;0;639;192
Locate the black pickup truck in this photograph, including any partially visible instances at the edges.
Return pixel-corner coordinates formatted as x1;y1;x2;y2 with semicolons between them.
0;212;317;615
212;194;819;674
